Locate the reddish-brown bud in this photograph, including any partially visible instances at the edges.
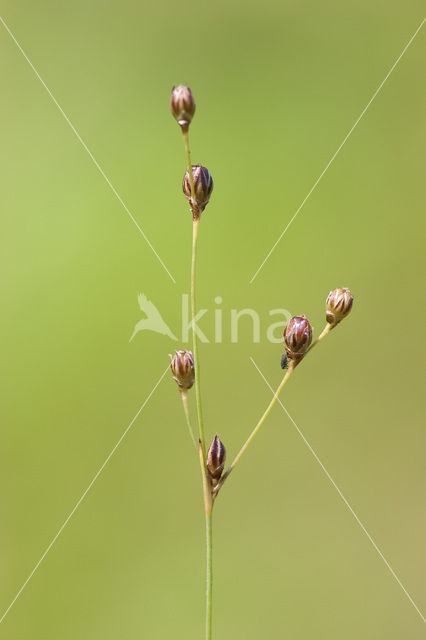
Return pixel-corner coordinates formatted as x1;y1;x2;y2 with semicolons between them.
170;85;196;130
169;350;195;390
283;315;313;362
326;287;354;327
182;165;213;218
206;435;226;484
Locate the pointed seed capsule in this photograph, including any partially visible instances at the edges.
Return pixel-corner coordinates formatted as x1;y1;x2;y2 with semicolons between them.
283;315;313;363
182;165;213;219
206;435;226;484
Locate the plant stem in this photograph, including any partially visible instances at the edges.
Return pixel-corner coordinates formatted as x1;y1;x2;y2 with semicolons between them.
192;215;213;639
205;512;213;640
191;218;205;448
182;128;205;448
179;389;197;447
308;322;333;353
198;441;213;640
214;361;296;496
215;323;335;498
182;129;196;201
182;128;212;639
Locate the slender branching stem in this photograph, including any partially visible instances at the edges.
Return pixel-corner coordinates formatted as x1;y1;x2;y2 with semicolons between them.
214;361;296;497
308;322;333;353
214;322;335;499
179;389;197;448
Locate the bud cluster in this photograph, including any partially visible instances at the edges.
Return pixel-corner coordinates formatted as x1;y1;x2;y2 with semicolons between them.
168;87;356;513
170;350;195;390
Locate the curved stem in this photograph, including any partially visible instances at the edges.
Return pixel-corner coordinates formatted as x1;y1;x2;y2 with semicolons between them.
179;389;197;448
214;361;296;497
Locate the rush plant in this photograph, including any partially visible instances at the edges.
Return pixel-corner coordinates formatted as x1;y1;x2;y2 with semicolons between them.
169;85;354;639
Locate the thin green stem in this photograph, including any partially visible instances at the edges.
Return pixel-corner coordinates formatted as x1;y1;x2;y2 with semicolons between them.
192;219;212;637
191;217;205;449
182;129;196;201
214;322;335;498
308;322;333;353
182;129;211;638
205;512;213;640
182;128;205;449
179;389;197;448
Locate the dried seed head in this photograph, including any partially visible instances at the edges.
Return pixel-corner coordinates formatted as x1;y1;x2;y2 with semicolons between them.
169;350;195;390
326;287;354;327
182;165;214;219
170;85;196;131
283;315;313;363
206;435;226;483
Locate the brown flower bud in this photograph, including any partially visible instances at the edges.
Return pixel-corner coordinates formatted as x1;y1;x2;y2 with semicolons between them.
182;165;214;219
170;85;196;131
326;287;354;327
206;435;226;484
170;350;195;390
283;315;313;363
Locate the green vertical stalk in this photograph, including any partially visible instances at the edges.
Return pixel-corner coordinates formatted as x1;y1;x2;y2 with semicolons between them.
191;217;205;448
192;212;212;640
182;128;205;448
183;129;195;199
205;512;213;640
182;127;212;640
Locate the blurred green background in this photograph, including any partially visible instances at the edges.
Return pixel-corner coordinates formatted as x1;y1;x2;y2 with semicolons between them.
0;1;425;638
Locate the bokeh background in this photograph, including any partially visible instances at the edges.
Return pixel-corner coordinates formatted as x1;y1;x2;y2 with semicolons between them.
0;1;425;638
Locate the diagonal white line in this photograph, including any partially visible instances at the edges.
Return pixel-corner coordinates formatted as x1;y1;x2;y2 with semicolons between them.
250;357;426;624
249;18;426;284
0;15;176;284
0;365;170;626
